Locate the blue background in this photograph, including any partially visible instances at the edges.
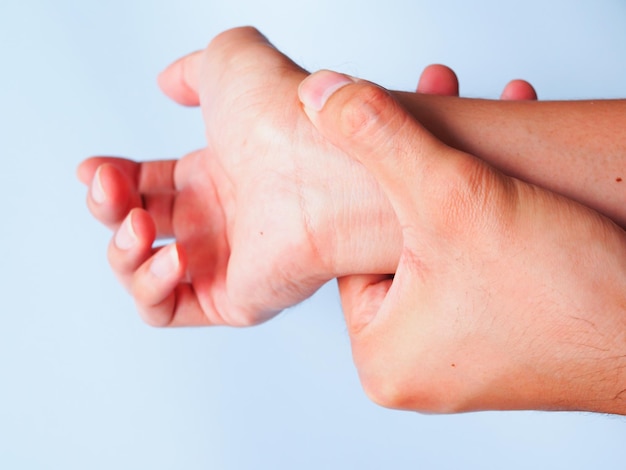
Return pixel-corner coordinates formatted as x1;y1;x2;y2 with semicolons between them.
2;0;626;468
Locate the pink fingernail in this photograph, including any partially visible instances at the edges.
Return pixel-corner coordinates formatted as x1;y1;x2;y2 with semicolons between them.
298;70;355;111
150;244;179;279
115;213;137;250
91;166;106;204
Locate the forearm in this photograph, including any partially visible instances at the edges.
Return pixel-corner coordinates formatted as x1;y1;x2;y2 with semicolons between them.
394;93;626;228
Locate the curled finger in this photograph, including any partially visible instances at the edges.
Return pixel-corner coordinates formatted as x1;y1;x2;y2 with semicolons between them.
107;208;157;291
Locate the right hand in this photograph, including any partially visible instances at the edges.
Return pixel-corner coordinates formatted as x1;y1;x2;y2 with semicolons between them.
300;69;626;415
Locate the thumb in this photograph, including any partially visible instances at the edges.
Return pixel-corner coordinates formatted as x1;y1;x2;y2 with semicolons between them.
157;51;203;106
298;70;461;222
158;27;277;107
337;274;392;335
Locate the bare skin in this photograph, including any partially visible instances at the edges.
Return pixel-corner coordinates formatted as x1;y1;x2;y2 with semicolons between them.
78;27;625;333
79;28;400;327
300;70;626;414
77;27;626;413
414;64;537;101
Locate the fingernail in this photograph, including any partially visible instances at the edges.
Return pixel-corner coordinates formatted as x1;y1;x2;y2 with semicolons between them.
91;166;106;204
115;213;137;250
150;244;179;279
298;70;355;112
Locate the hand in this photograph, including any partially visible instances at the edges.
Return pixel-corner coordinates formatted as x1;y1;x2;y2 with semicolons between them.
76;28;539;329
299;70;626;414
77;27;402;327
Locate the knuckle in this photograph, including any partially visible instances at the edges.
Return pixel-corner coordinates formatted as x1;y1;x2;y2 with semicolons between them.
426;156;516;241
353;342;414;410
354;337;470;413
208;26;261;50
361;371;411;410
206;27;271;72
338;84;395;139
361;368;469;414
224;280;279;327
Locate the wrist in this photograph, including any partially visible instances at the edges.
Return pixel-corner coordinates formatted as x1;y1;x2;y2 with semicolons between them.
322;165;402;278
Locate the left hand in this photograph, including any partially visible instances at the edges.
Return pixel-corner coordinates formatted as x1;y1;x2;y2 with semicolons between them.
415;64;537;100
77;27;401;327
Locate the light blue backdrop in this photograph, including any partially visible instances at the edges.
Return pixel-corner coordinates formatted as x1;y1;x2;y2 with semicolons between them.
1;0;625;468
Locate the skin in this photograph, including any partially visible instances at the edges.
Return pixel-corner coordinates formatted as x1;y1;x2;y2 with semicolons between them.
74;28;545;329
79;28;399;327
300;70;626;414
77;27;626;412
414;64;537;101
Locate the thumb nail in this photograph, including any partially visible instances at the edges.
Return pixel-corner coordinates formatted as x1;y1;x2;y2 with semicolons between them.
298;70;355;112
